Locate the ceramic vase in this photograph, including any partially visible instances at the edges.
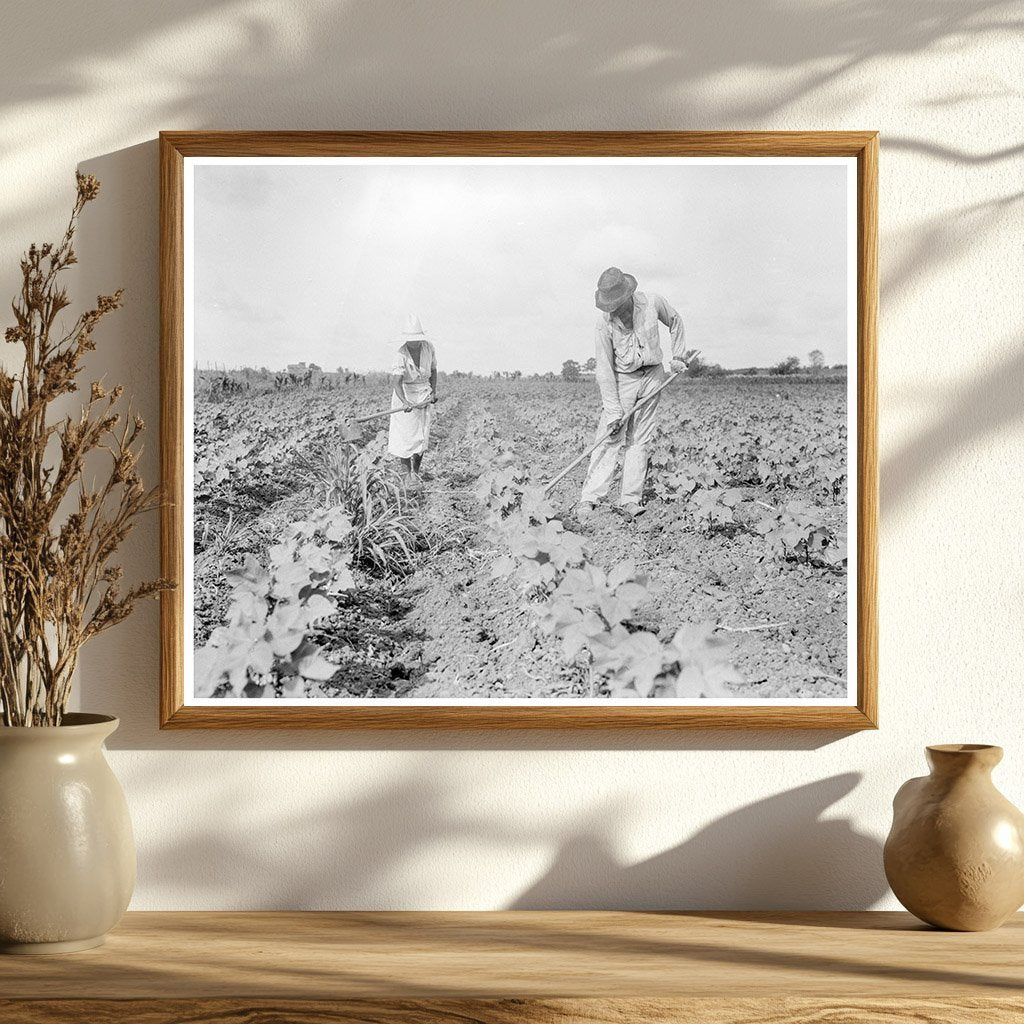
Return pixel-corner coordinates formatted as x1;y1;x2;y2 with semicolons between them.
884;744;1024;931
0;713;135;953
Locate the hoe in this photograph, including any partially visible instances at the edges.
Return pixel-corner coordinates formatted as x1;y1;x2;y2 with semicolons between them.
339;401;431;443
543;370;680;495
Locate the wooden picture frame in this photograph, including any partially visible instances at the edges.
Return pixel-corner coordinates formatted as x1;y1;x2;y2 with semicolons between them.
160;131;877;730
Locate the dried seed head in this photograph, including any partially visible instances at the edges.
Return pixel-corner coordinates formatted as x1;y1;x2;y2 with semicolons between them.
111;384;124;399
63;420;82;445
114;450;138;482
95;291;123;314
76;171;101;202
90;381;106;401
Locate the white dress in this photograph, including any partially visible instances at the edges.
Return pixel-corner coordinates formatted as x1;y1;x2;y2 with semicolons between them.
387;341;434;458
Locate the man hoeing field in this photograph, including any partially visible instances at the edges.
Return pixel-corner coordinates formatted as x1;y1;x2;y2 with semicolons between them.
578;266;699;522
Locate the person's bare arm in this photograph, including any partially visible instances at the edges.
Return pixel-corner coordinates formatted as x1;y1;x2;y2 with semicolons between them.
391;373;412;410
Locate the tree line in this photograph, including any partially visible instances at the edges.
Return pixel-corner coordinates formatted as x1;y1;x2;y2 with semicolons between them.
560;349;841;380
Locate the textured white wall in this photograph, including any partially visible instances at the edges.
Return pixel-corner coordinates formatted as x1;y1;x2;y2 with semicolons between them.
2;0;1022;910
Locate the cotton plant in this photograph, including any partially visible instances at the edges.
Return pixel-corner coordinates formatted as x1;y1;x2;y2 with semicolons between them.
194;507;355;698
464;406;743;700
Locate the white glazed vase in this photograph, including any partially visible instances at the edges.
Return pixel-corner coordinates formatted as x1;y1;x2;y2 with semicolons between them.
0;713;135;953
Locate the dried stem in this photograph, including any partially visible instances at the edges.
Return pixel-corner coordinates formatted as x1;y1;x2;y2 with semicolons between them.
0;173;173;726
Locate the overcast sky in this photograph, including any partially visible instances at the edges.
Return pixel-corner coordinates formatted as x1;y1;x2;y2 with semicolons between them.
192;159;850;375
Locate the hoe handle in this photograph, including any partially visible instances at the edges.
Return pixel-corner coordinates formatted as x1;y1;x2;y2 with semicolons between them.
355;401;429;424
543;371;680;496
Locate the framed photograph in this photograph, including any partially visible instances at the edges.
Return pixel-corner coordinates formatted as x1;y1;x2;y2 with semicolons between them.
159;131;877;729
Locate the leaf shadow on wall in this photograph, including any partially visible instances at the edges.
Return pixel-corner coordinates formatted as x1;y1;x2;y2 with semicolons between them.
881;192;1023;317
0;0;1019;247
881;336;1024;512
3;1;1016;126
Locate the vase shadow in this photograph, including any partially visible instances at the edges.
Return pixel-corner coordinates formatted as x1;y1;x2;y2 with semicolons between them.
512;773;888;911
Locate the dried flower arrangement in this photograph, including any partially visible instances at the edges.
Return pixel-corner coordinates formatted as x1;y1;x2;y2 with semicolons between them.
0;174;171;726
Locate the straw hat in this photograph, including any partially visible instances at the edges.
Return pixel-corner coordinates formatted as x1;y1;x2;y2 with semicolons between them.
594;267;637;312
401;314;428;341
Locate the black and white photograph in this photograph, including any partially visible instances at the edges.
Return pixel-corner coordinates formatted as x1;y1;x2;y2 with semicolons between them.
180;149;864;712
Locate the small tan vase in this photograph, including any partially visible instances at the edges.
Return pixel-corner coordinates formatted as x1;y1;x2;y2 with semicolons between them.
884;744;1024;931
0;713;135;953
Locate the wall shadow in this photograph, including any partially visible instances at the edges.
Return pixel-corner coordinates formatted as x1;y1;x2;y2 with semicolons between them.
882;192;1024;309
104;724;858;753
132;764;530;909
511;773;887;910
3;0;1015;133
884;137;1024;164
881;337;1024;510
2;0;1019;249
128;761;887;911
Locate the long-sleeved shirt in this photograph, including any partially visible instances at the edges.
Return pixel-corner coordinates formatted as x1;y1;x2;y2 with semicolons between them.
594;291;685;418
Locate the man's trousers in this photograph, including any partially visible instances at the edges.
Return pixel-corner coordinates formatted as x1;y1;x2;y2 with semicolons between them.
580;362;667;507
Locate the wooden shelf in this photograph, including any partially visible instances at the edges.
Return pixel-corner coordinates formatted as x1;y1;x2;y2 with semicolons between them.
1;911;1021;1022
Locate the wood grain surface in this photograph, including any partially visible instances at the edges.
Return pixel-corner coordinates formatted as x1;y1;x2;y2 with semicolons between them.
159;130;879;731
159;133;185;732
160;129;879;158
4;997;1024;1024
1;911;1020;1022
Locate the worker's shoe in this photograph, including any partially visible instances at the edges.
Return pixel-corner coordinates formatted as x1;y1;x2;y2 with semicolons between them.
575;501;597;523
618;501;646;520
